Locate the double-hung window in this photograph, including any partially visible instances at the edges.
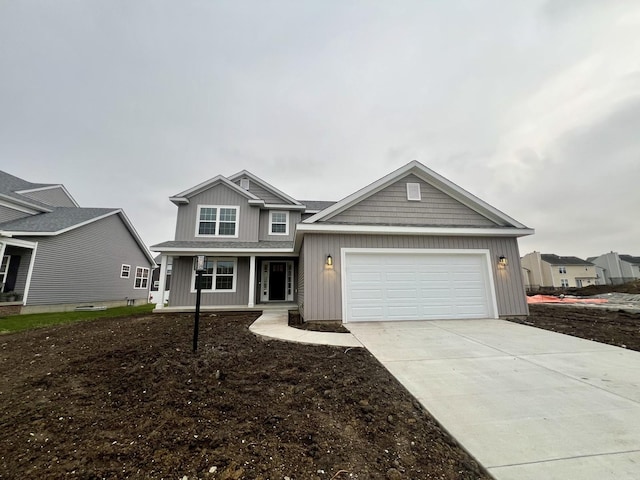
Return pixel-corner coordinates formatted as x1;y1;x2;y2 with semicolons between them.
134;267;150;289
559;266;567;274
196;206;239;237
269;211;289;235
120;264;131;278
560;279;569;287
193;257;237;292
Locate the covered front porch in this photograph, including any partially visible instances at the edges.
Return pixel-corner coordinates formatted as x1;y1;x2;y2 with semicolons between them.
0;237;37;310
153;250;298;311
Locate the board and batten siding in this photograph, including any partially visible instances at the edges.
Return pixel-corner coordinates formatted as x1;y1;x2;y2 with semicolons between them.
301;233;527;322
23;214;152;306
21;187;76;207
231;179;289;205
170;256;250;307
326;174;497;227
174;184;259;242
0;204;31;223
258;210;301;241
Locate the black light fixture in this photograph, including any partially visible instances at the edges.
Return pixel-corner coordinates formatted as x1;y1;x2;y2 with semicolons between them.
498;255;508;268
326;254;333;266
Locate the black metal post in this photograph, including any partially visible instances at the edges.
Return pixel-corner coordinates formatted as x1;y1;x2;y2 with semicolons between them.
193;270;203;352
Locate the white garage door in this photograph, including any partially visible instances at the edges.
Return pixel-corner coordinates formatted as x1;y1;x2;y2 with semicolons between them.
343;251;497;322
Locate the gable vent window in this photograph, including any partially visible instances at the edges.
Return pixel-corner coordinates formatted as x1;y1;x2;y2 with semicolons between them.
406;182;421;201
240;178;250;190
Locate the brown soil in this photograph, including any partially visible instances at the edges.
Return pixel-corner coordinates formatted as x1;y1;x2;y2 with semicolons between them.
547;279;640;296
509;304;640;352
0;312;489;480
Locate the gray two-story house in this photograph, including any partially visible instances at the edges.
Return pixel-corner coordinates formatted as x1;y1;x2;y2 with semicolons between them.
0;170;155;314
152;161;533;323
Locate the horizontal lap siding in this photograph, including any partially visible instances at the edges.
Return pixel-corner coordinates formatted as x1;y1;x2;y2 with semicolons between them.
21;187;76;207
24;215;153;305
170;256;249;307
174;184;259;242
303;234;527;321
327;174;497;227
0;205;30;223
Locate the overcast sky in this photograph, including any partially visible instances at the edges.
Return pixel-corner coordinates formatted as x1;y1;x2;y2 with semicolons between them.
1;0;638;259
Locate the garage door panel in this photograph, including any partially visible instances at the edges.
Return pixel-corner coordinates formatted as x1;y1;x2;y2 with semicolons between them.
345;252;496;322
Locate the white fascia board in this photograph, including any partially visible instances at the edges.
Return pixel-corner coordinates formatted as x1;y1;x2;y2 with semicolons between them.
227;170;303;206
152;247;296;256
0;198;42;215
0;193;52;213
263;204;306;211
170;175;262;204
295;223;535;237
16;184;80;207
0;236;38;249
303;160;529;229
112;210;158;266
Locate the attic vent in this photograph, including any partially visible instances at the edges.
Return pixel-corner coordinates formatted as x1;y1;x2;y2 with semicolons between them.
240;178;250;190
406;182;421;201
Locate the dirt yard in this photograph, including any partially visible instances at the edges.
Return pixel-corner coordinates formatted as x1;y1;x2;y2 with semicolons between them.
509;303;640;352
0;312;490;480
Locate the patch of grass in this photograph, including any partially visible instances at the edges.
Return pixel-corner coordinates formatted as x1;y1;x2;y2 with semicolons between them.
0;303;155;334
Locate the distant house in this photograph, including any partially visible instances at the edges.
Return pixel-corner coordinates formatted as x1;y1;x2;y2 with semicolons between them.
0;170;155;314
587;252;640;285
152;161;533;322
521;252;598;290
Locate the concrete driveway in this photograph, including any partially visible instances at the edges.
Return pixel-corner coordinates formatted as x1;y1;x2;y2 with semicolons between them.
347;319;640;480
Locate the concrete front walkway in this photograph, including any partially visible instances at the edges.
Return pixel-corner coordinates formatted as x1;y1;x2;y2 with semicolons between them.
347;319;640;480
249;309;362;347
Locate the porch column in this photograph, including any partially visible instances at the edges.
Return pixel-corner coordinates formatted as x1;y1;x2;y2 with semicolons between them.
248;255;256;307
0;242;5;292
156;255;169;309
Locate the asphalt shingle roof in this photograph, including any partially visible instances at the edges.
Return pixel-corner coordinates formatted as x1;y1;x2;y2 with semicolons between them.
619;255;640;265
0;170;57;210
0;207;118;233
541;254;593;266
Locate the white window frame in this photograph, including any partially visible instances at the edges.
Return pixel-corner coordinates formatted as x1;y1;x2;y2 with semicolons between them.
406;182;421;201
120;264;131;278
134;267;150;289
191;257;237;293
559;266;567;274
560;279;569;287
240;178;250;190
195;205;240;238
269;211;289;236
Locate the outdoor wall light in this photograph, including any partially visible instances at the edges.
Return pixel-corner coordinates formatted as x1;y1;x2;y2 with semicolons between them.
498;256;508;268
326;254;333;266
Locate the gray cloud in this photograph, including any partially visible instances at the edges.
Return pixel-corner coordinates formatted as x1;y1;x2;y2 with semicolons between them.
1;0;639;260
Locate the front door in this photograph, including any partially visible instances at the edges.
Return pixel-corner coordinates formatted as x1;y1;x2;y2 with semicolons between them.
268;262;287;301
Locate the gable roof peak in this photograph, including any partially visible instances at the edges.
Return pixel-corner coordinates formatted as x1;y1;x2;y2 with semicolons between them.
169;174;261;205
303;160;529;229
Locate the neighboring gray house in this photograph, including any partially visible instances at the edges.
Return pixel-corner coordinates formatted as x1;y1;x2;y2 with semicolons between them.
521;252;598;290
0;170;155;314
587;252;640;285
152;161;533;322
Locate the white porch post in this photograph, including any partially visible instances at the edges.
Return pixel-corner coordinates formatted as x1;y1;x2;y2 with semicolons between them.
156;254;169;309
248;255;256;307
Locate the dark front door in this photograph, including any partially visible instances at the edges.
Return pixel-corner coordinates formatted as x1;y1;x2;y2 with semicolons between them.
268;262;286;301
